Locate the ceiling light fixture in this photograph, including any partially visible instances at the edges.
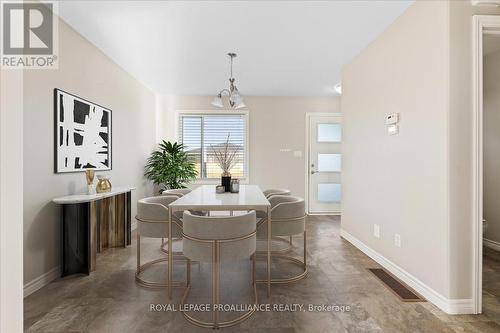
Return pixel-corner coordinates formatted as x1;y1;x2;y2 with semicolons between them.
212;53;246;109
334;83;342;95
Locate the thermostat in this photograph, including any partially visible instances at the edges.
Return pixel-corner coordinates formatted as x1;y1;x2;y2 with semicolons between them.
386;113;399;125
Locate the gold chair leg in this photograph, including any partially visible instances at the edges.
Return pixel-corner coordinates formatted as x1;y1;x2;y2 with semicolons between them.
256;231;308;285
267;206;271;297
303;230;307;269
168;209;173;299
211;241;218;328
252;254;256;285
137;233;140;271
181;246;257;328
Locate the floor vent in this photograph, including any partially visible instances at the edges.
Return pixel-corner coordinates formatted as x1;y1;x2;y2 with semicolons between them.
368;268;426;302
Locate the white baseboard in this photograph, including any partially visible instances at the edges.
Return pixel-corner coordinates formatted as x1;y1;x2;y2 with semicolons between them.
24;266;60;298
483;238;500;251
25;224;136;298
340;229;473;315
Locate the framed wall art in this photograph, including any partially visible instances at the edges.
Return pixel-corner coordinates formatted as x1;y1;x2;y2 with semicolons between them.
54;89;112;173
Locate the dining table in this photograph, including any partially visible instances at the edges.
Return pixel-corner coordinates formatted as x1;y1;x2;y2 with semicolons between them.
167;184;272;298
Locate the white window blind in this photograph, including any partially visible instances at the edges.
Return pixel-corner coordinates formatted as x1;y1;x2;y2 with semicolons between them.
179;113;247;180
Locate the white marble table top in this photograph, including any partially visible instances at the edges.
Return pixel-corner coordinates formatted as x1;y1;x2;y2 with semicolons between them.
169;185;270;211
52;186;136;204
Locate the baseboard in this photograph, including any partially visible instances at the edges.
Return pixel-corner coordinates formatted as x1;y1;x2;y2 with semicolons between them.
483;238;500;251
23;266;60;298
340;229;473;314
25;222;137;298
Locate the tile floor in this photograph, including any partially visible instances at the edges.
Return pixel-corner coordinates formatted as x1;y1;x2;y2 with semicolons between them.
24;216;500;332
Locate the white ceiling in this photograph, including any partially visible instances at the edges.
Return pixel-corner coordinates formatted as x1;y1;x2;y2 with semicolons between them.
57;0;413;96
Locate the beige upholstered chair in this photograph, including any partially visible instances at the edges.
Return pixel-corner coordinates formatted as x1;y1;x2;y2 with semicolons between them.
162;188;192;197
181;211;257;329
135;196;187;288
160;188;205;252
262;188;291;199
258;189;292;245
257;195;307;284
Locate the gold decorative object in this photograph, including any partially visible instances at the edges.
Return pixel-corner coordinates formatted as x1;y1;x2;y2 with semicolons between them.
85;169;95;185
85;169;96;194
96;175;112;193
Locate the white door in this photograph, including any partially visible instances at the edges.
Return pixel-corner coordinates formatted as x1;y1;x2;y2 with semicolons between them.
307;114;342;214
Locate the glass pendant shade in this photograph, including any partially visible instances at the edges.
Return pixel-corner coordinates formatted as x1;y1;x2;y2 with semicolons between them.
234;99;246;109
211;95;224;108
213;53;244;109
229;92;241;104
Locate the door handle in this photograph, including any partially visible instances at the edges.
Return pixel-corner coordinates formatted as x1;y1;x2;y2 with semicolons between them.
311;169;317;175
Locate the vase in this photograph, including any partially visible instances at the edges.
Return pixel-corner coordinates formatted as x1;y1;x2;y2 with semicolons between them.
85;169;96;194
96;175;112;193
221;173;231;192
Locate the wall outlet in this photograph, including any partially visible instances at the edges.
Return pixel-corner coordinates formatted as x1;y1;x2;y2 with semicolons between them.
373;224;380;238
394;234;401;247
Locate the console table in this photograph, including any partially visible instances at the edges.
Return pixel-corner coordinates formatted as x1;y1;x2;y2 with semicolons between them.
53;186;135;277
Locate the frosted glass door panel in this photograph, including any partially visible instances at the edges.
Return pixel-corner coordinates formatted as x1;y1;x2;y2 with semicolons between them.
309;114;342;214
318;153;341;172
318;183;341;202
317;123;342;142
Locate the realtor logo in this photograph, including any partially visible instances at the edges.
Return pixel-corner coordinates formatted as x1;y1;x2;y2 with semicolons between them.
1;1;58;68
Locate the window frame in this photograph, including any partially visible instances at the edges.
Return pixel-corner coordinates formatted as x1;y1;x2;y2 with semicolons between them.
176;110;250;185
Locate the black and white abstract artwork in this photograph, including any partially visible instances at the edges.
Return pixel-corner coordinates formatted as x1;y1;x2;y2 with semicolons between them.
54;89;112;173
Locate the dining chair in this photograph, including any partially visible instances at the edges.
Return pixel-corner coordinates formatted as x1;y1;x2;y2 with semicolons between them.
135;195;188;288
162;188;191;197
258;188;293;246
262;188;291;199
160;188;204;253
256;195;307;284
181;211;257;329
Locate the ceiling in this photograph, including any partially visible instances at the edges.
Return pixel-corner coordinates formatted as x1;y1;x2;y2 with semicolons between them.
57;0;413;96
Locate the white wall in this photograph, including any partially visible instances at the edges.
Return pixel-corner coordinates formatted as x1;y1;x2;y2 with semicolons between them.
341;0;450;299
1;69;24;332
22;19;157;288
341;0;500;311
157;95;340;198
483;49;500;245
448;0;500;300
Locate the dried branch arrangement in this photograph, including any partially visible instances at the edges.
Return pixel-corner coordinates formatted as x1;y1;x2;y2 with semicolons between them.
210;134;240;176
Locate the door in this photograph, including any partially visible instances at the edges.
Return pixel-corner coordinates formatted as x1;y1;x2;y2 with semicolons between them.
307;114;342;214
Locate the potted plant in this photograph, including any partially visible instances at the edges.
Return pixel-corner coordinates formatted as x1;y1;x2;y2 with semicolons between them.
144;141;197;193
210;134;241;192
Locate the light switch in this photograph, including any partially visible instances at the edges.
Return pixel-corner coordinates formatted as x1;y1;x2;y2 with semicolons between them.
388;124;399;135
293;150;302;158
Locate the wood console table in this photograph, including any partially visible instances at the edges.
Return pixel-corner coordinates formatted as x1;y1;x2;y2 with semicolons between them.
53;186;135;277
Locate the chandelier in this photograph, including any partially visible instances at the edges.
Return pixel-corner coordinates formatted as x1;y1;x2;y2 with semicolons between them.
211;53;246;109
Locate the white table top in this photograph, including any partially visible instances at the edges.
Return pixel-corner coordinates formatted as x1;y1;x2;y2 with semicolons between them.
169;185;270;211
52;186;136;204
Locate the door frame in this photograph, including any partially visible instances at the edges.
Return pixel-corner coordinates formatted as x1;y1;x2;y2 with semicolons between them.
472;15;500;314
304;112;342;215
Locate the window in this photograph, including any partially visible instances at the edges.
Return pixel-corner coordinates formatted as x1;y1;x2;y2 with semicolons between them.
179;113;248;180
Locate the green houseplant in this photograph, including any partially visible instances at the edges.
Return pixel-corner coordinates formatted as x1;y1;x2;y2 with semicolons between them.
144;141;197;193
